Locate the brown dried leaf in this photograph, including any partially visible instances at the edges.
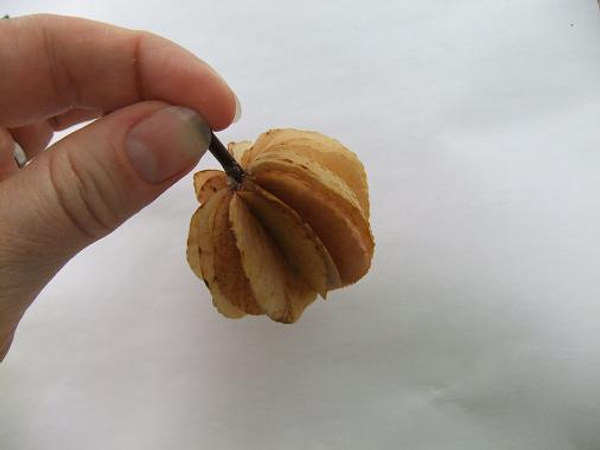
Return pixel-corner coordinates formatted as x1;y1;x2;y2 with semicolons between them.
227;140;253;165
241;129;278;167
194;190;245;319
186;208;204;280
229;194;317;323
193;170;228;204
252;168;373;286
242;129;369;217
212;192;262;315
251;147;366;220
238;182;341;297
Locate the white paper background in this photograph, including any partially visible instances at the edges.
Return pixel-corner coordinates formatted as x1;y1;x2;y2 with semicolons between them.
1;1;600;449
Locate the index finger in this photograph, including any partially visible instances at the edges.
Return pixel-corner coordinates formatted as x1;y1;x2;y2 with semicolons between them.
0;14;237;130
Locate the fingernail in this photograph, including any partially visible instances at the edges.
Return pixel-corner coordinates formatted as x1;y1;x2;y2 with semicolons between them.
13;142;27;168
233;92;242;123
126;106;211;184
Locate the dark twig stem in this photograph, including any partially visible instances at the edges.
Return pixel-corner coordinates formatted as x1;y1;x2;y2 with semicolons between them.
208;131;246;185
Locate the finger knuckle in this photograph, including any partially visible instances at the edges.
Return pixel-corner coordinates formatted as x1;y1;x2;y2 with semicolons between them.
48;149;118;241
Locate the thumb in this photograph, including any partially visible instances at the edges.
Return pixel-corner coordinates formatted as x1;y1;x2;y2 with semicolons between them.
1;101;210;271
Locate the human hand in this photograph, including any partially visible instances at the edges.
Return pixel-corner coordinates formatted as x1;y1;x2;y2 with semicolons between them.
0;14;239;360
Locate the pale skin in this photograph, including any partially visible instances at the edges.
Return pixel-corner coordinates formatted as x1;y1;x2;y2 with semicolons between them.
0;14;238;360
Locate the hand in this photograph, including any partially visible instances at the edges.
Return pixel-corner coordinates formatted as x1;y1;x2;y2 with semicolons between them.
0;14;239;360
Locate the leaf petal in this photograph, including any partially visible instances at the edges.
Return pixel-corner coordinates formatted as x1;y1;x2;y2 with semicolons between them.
195;190;246;319
193;170;228;204
230;194;317;323
238;182;341;296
